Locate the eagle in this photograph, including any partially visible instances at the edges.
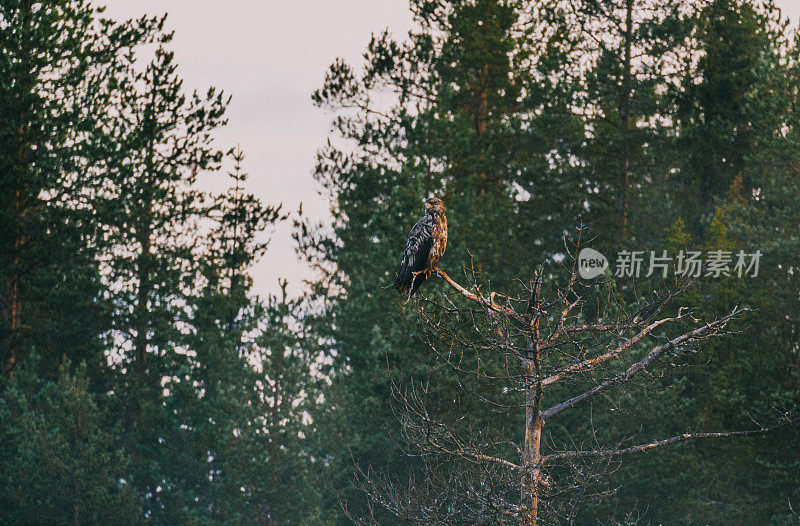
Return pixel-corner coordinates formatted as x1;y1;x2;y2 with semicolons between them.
391;197;448;299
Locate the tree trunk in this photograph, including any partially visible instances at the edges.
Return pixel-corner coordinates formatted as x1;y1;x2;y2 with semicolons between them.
477;62;489;140
521;274;544;525
618;0;634;240
133;105;157;386
3;187;23;378
476;61;491;187
521;389;543;526
133;224;152;379
3;0;34;379
125;112;157;452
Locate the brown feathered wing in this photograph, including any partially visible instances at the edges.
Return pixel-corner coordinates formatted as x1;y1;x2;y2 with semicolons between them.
392;214;434;296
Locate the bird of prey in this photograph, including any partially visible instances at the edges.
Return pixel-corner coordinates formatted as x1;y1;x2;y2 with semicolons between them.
391;197;448;299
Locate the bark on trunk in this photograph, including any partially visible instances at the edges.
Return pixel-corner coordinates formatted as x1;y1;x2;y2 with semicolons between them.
521;275;544;525
521;391;543;526
3;0;34;379
4;194;23;378
476;62;491;187
133;225;152;378
618;0;634;240
477;62;489;139
133;105;157;386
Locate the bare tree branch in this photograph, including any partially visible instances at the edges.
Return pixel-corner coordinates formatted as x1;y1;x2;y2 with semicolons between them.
542;428;773;463
365;245;785;525
541;310;689;387
540;307;749;421
434;267;522;320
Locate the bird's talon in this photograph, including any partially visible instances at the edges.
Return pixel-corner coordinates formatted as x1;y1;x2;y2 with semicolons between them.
404;289;413;304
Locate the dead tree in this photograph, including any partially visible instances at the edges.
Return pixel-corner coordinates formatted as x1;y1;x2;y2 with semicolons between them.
359;241;786;525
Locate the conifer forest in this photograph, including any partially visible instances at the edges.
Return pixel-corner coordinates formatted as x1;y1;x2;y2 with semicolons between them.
1;0;799;524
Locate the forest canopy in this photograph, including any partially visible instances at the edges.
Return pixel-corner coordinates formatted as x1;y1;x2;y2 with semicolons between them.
1;0;799;524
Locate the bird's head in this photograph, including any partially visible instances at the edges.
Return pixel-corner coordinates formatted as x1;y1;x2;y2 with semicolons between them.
424;197;445;215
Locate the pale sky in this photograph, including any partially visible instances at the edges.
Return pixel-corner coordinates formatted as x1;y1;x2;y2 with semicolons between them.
103;1;800;298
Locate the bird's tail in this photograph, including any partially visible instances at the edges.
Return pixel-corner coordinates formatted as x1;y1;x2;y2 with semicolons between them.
383;274;405;292
386;267;411;293
389;280;409;293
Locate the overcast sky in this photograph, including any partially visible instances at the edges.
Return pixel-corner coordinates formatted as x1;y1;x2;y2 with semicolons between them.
104;1;800;298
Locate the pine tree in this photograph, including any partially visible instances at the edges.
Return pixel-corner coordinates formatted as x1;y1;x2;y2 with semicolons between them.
157;148;292;521
673;0;775;235
0;359;142;524
306;1;588;520
308;0;800;522
97;32;230;517
0;0;157;382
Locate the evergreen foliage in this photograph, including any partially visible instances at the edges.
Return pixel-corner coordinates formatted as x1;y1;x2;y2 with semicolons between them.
306;0;800;523
0;0;798;523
